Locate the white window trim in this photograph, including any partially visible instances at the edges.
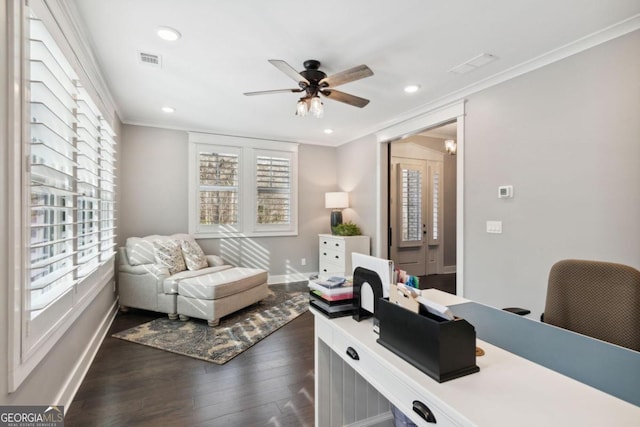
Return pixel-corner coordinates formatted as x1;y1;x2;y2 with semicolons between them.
188;132;298;238
6;0;117;392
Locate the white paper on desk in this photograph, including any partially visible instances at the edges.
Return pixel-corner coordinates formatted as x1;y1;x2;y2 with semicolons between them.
416;296;455;320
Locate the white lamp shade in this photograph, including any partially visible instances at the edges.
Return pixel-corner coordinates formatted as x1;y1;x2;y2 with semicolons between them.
325;192;349;209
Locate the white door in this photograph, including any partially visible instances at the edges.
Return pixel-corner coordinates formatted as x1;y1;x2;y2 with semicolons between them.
390;148;443;276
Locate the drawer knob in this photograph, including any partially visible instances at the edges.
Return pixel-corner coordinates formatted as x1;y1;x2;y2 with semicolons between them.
335;255;339;259
346;346;359;361
412;400;436;424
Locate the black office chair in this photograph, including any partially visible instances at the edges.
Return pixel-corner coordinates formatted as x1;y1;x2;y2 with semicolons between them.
541;259;640;352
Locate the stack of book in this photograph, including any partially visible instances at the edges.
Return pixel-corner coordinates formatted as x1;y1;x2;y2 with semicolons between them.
308;276;355;318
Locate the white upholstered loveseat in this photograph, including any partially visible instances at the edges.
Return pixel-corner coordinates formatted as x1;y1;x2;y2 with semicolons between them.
118;234;268;326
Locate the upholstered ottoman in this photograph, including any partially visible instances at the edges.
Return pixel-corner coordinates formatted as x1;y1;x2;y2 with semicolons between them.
176;267;269;326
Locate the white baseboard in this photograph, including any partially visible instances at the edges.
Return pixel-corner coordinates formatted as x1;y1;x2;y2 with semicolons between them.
268;272;317;284
58;298;119;411
443;265;457;274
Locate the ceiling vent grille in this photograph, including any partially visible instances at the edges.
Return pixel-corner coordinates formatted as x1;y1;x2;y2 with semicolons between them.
449;53;497;75
139;52;162;68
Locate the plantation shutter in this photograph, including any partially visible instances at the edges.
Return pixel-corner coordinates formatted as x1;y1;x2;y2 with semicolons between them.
27;16;117;318
28;17;79;315
401;167;422;243
199;152;239;225
255;156;291;225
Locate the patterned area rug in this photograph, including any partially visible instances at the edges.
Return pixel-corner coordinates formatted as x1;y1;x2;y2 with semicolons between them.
112;288;309;364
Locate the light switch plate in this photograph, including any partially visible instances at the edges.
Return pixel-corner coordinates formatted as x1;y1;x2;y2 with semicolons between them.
486;220;502;234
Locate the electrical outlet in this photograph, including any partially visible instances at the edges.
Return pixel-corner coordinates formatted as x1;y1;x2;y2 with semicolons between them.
301;258;307;266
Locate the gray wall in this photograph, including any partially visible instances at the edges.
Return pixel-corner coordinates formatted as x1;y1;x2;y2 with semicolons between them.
119;124;338;276
337;30;640;320
336;134;381;253
464;29;640;317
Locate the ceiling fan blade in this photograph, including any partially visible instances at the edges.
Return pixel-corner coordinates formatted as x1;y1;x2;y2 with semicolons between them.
244;88;303;96
320;65;373;88
321;89;370;108
268;59;310;84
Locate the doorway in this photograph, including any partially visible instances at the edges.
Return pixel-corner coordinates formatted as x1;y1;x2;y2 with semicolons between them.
374;100;464;296
388;121;457;289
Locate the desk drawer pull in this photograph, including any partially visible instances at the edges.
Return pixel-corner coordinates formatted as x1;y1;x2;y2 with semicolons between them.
412;400;436;424
346;346;359;360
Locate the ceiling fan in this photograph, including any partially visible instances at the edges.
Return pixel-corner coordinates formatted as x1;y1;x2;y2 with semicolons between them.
244;59;374;117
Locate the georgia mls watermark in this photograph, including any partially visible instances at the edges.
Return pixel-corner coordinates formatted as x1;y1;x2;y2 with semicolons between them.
0;406;63;427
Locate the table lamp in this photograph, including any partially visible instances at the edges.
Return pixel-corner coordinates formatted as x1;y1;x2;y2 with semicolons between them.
325;192;349;233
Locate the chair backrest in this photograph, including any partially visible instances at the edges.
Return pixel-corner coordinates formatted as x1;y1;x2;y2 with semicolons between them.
544;259;640;352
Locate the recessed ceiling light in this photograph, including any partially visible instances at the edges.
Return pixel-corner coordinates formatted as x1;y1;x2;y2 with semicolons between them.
161;106;175;113
404;84;420;94
324;129;333;134
157;26;181;41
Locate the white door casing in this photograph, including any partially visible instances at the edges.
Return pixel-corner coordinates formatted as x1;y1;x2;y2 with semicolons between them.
375;100;465;296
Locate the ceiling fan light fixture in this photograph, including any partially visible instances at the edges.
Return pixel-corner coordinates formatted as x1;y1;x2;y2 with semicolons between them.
296;98;308;117
310;96;324;118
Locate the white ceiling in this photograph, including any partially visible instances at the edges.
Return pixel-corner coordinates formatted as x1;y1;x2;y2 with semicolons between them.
70;0;640;146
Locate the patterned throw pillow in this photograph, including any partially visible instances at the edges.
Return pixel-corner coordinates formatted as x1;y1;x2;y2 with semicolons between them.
153;240;187;275
181;240;208;271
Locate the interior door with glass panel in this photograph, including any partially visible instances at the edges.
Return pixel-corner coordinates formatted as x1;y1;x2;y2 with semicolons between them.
390;159;443;276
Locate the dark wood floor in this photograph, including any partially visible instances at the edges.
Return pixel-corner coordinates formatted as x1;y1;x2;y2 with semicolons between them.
65;283;314;427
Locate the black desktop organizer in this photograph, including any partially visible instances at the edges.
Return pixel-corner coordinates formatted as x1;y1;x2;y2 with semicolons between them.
376;298;480;383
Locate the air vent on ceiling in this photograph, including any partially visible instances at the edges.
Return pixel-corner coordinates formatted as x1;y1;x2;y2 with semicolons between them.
139;51;162;68
449;53;497;75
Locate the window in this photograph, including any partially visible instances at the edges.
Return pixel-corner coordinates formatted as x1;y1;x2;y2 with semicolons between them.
189;133;298;237
401;168;422;242
255;154;291;225
199;151;239;226
9;6;118;389
27;15;116;318
397;163;424;247
427;162;442;246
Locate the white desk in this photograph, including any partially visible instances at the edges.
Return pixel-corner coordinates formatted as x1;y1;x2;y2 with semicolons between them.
313;290;640;426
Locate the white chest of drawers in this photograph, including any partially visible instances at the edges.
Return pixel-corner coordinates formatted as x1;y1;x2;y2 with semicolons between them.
318;234;370;276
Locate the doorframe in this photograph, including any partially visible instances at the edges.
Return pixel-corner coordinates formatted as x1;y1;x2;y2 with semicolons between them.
374;100;465;296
